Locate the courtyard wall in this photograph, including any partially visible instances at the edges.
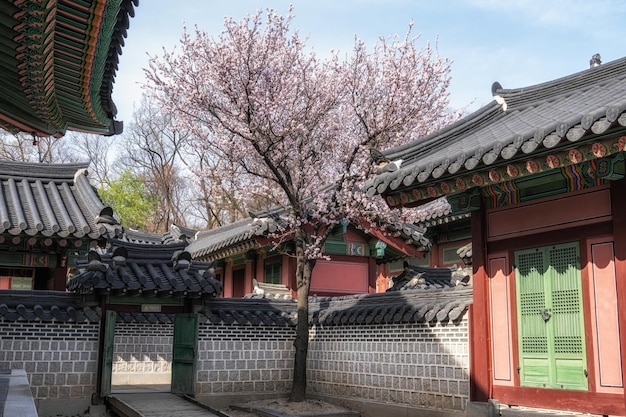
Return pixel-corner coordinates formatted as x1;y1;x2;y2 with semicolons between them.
0;288;471;417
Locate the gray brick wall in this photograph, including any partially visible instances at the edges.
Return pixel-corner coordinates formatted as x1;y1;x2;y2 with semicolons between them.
113;322;173;385
196;324;296;394
307;319;469;412
195;318;469;413
0;320;99;400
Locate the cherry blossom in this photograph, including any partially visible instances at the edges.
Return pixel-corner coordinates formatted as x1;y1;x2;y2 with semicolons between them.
146;6;458;401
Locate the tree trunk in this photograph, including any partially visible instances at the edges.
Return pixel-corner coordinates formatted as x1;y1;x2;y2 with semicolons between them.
289;240;314;402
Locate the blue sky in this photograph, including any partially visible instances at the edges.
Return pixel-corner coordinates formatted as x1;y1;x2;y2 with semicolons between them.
113;0;626;124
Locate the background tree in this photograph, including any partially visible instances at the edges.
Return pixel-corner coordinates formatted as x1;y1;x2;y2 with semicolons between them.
97;169;157;230
119;96;190;232
68;132;116;187
147;7;458;401
0;131;82;163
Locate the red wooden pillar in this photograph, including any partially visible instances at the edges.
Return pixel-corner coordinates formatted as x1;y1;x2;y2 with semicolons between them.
610;178;626;409
470;206;491;402
223;259;233;297
368;257;376;293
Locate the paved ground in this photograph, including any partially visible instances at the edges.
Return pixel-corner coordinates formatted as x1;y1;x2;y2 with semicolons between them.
108;392;221;417
0;369;37;417
0;370;9;417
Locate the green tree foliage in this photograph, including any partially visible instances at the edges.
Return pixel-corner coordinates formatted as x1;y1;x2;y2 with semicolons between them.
98;169;157;230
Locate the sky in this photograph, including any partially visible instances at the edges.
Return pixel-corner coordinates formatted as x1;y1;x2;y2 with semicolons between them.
112;0;626;125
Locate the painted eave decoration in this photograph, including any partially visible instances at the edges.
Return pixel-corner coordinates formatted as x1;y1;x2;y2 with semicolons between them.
0;0;138;137
367;56;626;207
0;160;122;241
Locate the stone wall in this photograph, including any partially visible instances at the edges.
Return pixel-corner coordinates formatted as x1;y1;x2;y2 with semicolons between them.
308;321;469;412
196;324;296;396
113;321;173;386
197;289;472;415
193;318;469;414
0;319;99;401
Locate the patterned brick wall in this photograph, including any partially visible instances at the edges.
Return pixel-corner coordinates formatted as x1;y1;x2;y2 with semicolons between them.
0;319;99;400
195;324;296;394
195;318;469;413
113;322;173;385
308;319;470;412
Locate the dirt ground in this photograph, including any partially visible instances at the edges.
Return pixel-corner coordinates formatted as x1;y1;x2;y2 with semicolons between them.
224;397;357;416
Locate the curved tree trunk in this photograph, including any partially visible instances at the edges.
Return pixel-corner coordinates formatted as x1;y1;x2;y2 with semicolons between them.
289;233;314;402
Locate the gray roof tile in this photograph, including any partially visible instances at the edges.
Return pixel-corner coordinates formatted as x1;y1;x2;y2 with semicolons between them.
368;56;626;197
201;266;472;326
0;290;100;323
188;212;431;261
67;239;223;298
0;161;121;239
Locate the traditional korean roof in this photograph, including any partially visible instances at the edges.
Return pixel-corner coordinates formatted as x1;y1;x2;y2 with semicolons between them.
0;160;122;239
186;218;263;260
0;0;138;137
110;224;197;246
387;263;470;291
0;287;471;326
245;279;293;300
202;298;298;327
187;212;430;262
67;238;223;298
456;243;472;265
367;56;626;207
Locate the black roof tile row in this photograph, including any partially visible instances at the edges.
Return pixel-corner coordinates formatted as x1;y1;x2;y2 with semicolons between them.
0;291;100;323
2;280;471;327
387;263;470;291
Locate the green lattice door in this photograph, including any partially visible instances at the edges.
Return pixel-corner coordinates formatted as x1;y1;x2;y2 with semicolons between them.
515;242;587;390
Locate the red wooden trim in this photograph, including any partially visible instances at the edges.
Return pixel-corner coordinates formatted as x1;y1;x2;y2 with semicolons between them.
508;257;521;387
486;186;611;241
492;385;625;416
487;253;514;385
470;207;491;402
487;222;613;254
579;238;597;393
51;266;67;291
354;218;424;257
610;178;626;408
586;237;623;394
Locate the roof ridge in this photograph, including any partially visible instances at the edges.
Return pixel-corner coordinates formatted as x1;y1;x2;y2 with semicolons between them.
0;161;90;181
495;55;626;101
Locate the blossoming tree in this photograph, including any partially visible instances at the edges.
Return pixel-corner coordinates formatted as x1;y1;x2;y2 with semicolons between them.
146;7;458;401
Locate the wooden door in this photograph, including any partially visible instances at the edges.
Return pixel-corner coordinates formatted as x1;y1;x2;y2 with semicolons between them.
100;310;116;396
515;242;587;390
171;313;199;394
